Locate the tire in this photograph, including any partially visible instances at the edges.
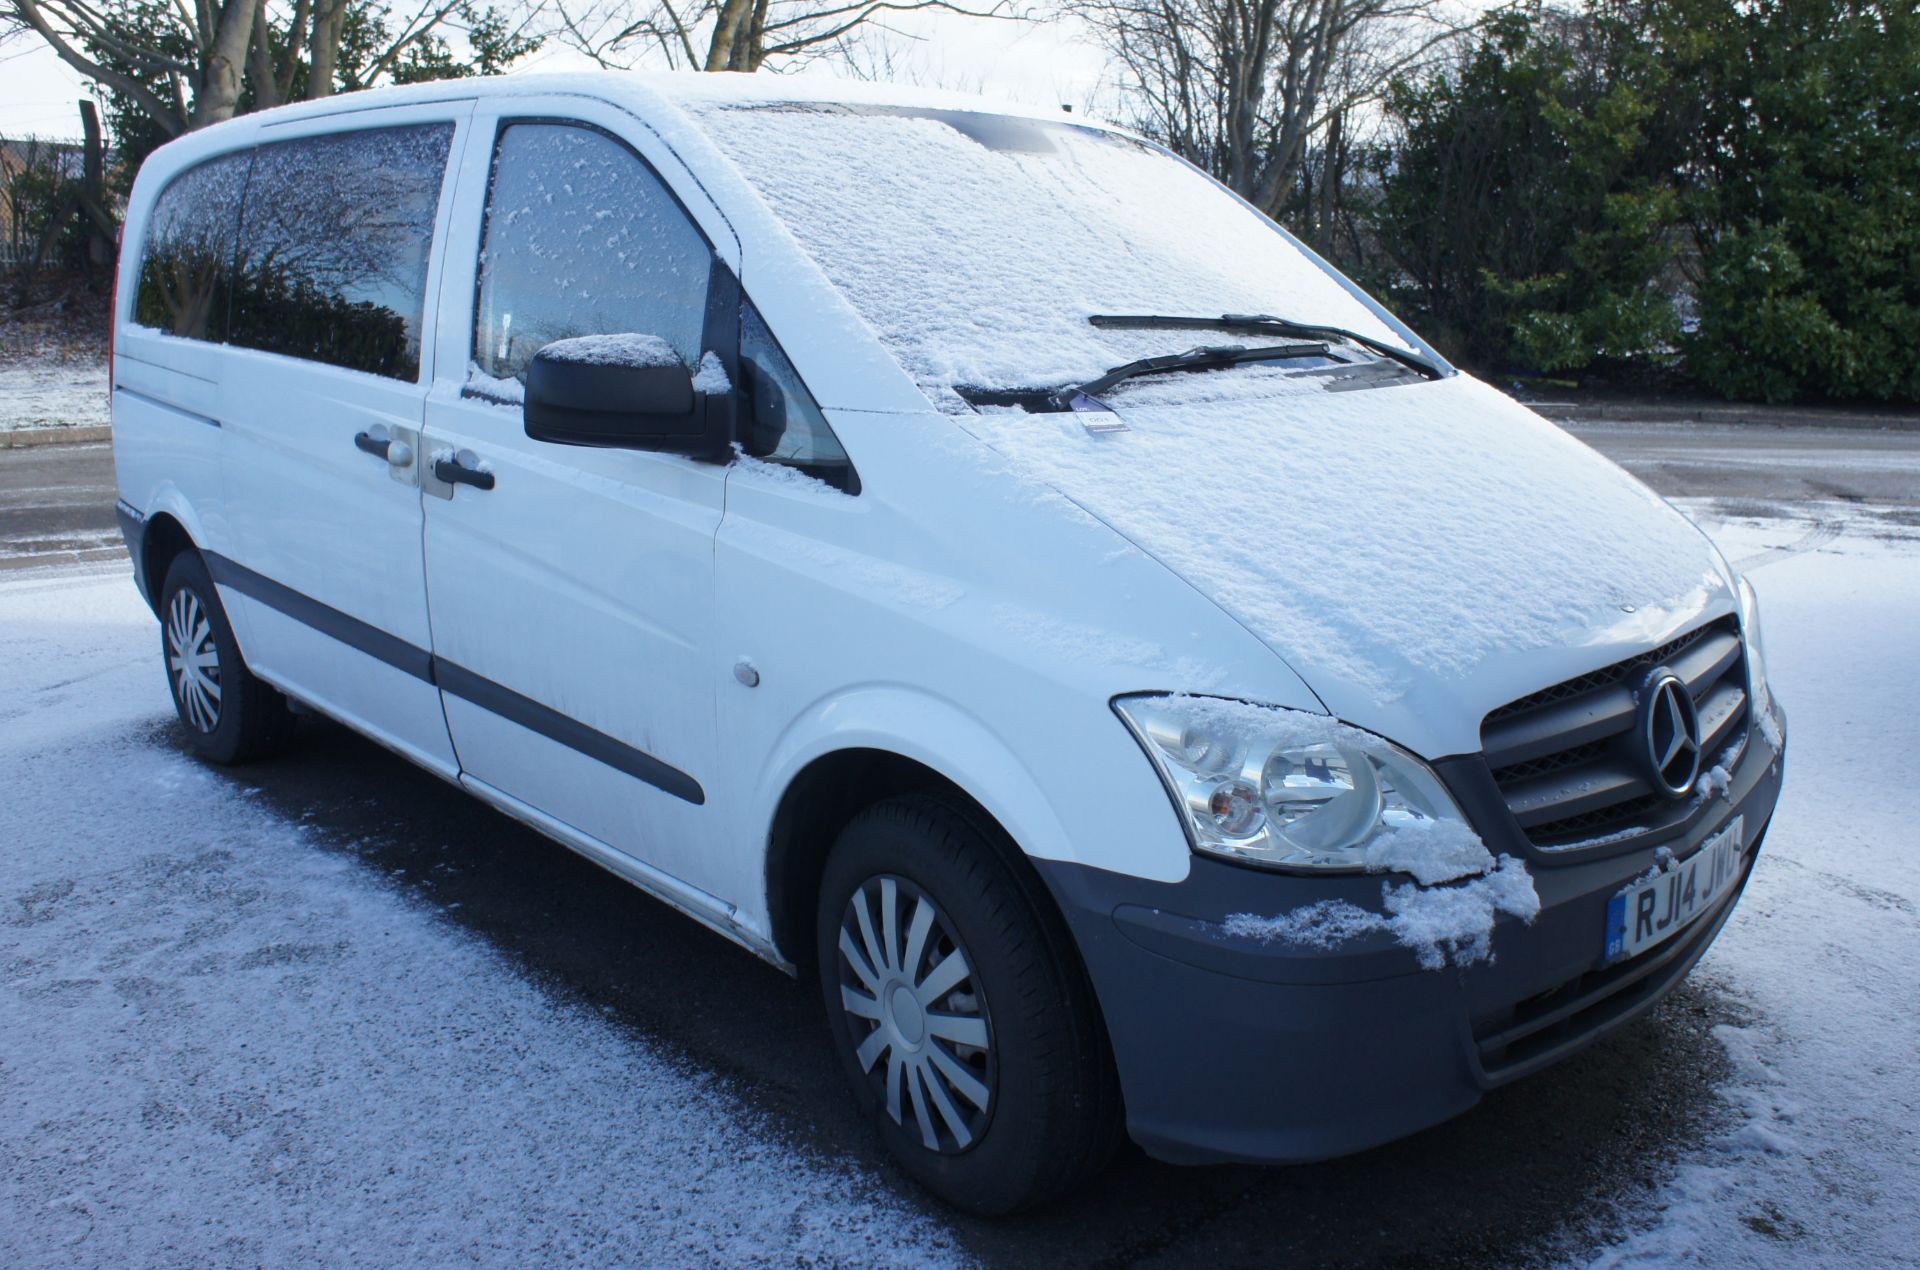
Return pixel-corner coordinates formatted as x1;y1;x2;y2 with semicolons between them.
815;793;1121;1214
158;551;295;765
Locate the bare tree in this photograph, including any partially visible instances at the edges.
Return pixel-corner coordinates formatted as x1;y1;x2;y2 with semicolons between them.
1072;0;1469;217
3;0;541;139
10;0;263;131
555;0;1019;75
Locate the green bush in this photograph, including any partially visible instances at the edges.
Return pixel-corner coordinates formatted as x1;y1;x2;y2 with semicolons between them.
1365;0;1919;403
1374;2;1704;378
1685;0;1920;402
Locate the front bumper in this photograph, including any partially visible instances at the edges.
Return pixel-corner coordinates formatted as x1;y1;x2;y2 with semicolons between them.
1036;704;1787;1166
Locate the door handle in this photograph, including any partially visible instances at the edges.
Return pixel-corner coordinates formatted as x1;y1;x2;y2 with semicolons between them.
356;429;415;467
434;451;495;491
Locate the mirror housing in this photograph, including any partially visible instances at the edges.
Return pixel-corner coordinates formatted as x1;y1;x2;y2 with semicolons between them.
523;334;729;459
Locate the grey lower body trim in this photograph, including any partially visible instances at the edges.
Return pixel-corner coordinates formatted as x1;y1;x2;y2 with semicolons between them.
206;551;433;681
115;500;150;609
435;660;704;805
202;550;704;805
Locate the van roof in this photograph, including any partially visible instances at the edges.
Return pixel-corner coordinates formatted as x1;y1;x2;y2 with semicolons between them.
206;69;1114;137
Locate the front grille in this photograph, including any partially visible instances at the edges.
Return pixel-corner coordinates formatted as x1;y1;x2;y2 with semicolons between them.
1481;617;1750;850
1488;740;1606;786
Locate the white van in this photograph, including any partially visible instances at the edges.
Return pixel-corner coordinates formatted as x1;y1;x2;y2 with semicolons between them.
111;72;1786;1213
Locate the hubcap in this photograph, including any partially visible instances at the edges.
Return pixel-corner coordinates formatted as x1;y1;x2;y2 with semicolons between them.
166;587;222;733
835;875;995;1154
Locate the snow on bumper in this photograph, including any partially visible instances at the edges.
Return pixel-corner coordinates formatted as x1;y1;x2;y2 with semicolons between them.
1034;704;1786;1166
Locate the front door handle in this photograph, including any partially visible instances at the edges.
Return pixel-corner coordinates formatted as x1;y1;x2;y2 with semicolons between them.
354;428;392;460
433;450;495;491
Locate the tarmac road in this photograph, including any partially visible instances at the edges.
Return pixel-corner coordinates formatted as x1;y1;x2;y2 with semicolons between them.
2;414;1914;1265
1557;418;1920;507
0;441;124;571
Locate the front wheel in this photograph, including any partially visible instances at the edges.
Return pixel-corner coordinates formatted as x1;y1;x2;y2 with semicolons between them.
159;551;295;765
816;794;1120;1214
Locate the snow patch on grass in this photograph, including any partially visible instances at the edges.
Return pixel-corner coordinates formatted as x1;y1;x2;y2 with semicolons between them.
0;359;109;430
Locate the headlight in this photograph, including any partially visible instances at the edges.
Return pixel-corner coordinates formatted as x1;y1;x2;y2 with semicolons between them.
1113;694;1471;872
1737;575;1773;721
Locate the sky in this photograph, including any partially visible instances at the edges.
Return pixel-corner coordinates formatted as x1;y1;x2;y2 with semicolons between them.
0;12;1118;145
0;32;96;139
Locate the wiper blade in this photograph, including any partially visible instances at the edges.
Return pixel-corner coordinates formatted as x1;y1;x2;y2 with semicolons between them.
1089;313;1444;380
1056;340;1332;408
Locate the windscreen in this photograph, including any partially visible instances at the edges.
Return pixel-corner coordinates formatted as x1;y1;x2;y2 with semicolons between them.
692;103;1412;404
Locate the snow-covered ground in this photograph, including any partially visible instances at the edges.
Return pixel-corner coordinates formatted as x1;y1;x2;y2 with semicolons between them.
1;497;1915;1265
0;359;110;431
0;571;963;1265
1580;498;1920;1268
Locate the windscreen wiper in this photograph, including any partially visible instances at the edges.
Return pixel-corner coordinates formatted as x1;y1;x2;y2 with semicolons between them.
1055;340;1332;409
1089;313;1444;381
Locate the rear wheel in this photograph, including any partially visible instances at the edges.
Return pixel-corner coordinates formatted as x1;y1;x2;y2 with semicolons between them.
159;551;295;765
816;794;1120;1214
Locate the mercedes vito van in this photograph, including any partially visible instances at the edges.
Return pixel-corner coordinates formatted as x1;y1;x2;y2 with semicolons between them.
111;72;1786;1214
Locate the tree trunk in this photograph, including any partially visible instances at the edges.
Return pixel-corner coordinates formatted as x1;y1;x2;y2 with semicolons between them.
191;0;262;127
310;0;348;98
79;100;117;273
733;0;770;70
1315;107;1341;249
706;0;756;70
249;2;283;110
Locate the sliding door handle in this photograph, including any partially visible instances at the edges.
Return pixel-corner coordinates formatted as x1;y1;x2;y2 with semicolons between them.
433;450;495;491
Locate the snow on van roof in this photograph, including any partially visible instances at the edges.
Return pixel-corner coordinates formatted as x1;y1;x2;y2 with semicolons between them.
643;69;1110;124
186;68;1097;134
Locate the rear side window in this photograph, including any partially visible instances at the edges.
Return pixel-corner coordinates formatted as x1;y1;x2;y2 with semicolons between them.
473;122;715;382
229;124;453;380
133;151;252;342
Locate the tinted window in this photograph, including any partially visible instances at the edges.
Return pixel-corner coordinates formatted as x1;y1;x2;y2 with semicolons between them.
229;124;452;380
133;151;252;341
473;123;714;383
740;302;856;492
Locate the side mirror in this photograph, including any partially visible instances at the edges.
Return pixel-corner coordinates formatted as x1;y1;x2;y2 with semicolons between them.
523;333;728;458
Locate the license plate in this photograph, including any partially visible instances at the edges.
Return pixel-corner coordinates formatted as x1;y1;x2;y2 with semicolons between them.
1604;817;1745;964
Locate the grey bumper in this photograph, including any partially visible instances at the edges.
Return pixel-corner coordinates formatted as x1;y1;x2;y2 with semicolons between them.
1036;706;1787;1166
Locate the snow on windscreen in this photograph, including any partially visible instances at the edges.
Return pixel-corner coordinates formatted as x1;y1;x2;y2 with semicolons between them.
692;105;1402;400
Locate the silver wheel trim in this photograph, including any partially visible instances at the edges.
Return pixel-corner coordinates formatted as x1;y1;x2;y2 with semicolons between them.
166;587;222;733
836;874;996;1154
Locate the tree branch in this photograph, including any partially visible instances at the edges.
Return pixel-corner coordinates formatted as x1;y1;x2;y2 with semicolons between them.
9;0;188;133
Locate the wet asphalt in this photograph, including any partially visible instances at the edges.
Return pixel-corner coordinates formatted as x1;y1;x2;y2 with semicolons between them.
6;416;1914;1264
